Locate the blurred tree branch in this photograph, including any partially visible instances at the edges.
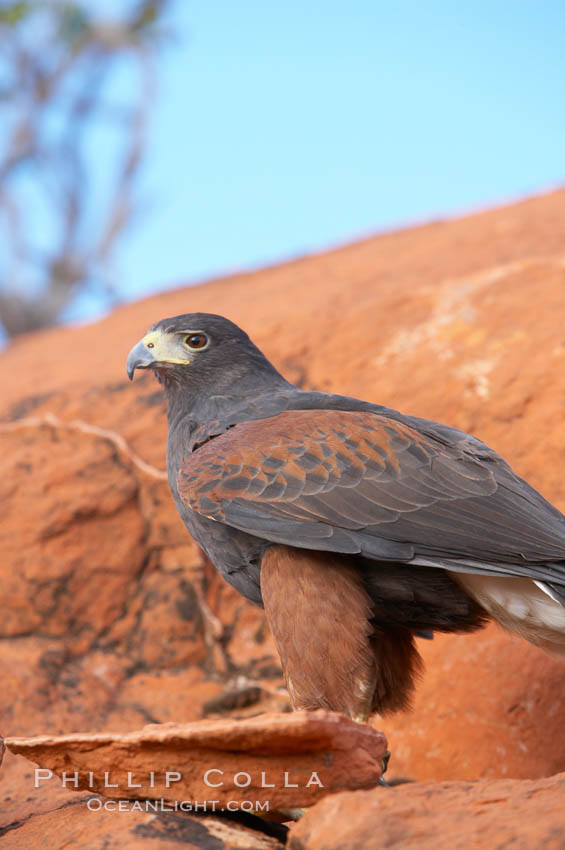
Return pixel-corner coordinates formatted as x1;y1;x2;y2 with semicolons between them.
0;0;171;336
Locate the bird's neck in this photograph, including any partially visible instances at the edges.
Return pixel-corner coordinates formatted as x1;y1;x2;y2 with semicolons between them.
160;367;295;437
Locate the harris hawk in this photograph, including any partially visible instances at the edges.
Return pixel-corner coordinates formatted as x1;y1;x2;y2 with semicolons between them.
127;313;565;721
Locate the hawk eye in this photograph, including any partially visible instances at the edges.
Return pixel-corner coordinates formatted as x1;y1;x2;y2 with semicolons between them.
184;332;209;350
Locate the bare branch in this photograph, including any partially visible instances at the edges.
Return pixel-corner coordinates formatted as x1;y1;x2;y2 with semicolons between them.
0;0;172;336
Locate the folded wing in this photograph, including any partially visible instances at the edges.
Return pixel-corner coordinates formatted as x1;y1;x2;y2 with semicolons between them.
177;409;565;593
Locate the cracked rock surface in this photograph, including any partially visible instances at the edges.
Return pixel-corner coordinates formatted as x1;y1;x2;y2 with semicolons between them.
289;771;565;850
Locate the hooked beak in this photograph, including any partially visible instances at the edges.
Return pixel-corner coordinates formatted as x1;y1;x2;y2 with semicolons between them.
126;340;156;380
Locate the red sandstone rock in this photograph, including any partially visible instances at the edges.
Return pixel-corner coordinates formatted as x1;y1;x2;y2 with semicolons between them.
2;191;565;844
289;771;565;850
5;711;387;810
0;801;286;849
384;622;565;782
0;749;91;830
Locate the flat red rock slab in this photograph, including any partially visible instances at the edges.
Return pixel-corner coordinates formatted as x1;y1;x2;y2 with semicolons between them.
5;710;387;810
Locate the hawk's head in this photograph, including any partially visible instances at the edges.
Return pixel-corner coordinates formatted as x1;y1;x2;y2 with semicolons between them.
126;312;286;393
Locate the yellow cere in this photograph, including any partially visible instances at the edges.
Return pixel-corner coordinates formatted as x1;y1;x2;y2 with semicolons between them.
141;329;191;365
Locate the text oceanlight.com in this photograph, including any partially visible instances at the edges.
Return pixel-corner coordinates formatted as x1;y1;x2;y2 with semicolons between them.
86;798;272;813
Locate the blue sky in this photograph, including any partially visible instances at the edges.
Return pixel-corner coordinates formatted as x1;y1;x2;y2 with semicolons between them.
71;1;565;314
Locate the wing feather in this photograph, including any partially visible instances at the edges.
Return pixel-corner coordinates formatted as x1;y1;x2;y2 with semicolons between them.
177;409;565;589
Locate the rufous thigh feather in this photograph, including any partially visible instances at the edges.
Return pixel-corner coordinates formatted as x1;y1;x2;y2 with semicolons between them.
261;545;423;719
